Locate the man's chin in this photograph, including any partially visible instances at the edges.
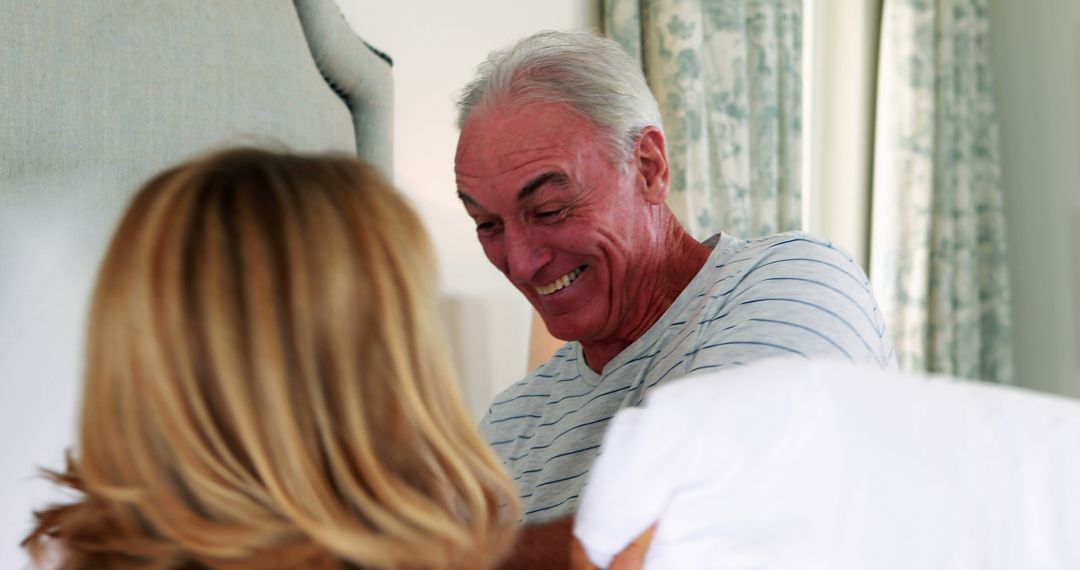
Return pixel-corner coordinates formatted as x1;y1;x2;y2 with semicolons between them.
531;297;604;341
539;317;594;344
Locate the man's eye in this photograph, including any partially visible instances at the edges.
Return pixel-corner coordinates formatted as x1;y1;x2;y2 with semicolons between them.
536;209;562;220
476;221;500;235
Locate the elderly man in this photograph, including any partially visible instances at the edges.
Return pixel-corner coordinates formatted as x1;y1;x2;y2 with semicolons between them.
454;30;896;567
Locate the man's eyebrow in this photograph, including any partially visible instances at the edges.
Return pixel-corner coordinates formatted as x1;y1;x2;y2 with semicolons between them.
517;172;569;202
457;190;481;208
457;172;569;209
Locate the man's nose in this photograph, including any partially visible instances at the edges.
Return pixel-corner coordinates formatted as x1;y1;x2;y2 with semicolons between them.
503;224;552;284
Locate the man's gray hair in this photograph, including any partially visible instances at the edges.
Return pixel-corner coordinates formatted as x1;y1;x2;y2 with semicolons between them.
456;30;663;163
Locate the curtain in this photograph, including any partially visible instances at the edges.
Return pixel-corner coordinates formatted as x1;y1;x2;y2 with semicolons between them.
604;0;802;239
870;0;1013;382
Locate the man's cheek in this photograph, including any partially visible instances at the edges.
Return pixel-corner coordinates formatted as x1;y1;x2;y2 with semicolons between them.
480;242;509;275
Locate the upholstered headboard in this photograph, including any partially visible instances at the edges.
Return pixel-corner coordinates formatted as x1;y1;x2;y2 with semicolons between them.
0;1;392;565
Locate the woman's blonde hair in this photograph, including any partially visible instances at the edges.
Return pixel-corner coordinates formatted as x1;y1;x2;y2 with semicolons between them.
23;148;519;569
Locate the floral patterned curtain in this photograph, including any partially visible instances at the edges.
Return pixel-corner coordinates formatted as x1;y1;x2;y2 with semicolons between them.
604;0;802;239
870;0;1013;382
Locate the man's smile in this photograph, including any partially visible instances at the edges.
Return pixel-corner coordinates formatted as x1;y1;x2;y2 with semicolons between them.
535;265;586;296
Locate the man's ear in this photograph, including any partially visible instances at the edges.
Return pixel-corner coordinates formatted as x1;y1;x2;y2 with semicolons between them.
634;126;669;205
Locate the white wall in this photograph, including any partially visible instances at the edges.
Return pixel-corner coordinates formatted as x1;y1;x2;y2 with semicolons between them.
335;1;602;415
0;173;120;570
803;0;881;269
989;0;1080;397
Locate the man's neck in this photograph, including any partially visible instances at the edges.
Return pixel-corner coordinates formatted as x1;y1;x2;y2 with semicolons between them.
580;222;712;373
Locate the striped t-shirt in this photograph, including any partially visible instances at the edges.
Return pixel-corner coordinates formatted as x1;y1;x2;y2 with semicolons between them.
479;231;898;523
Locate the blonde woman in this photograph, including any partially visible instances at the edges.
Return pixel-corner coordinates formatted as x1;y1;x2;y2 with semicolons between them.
22;148;519;569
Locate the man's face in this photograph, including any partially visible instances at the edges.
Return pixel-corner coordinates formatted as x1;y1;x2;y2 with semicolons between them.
454;101;655;343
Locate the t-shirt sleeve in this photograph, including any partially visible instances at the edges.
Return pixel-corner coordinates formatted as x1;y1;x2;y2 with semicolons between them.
690;235;896;372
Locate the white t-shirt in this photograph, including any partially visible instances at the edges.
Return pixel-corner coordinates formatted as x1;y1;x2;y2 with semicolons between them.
573;358;1080;569
480;232;896;522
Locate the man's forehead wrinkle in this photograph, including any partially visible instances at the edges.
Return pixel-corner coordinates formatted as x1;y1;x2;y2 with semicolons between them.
454;101;607;215
455;141;564;182
457;113;562;161
503;140;563;161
